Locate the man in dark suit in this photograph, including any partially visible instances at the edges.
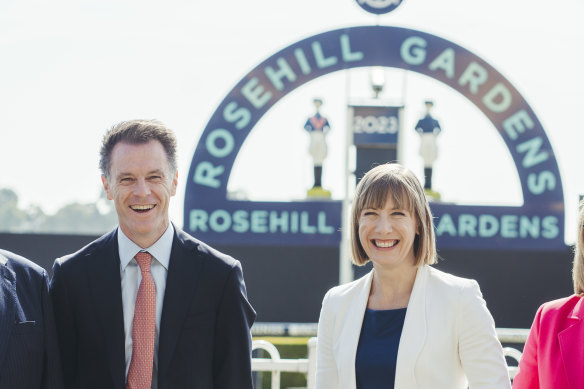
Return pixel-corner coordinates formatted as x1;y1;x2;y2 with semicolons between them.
0;249;63;389
50;119;256;389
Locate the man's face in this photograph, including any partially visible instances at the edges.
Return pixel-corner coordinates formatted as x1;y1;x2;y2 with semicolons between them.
102;140;178;248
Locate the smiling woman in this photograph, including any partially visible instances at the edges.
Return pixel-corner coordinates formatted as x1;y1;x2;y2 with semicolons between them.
350;164;435;270
315;163;511;389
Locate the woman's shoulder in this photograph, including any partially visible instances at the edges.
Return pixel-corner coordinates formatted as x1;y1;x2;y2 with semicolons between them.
323;271;371;302
425;265;478;291
528;295;584;333
538;294;583;316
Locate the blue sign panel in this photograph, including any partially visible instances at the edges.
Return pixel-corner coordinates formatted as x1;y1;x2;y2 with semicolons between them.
188;200;341;247
352;105;400;146
184;25;565;250
432;204;562;250
355;0;404;15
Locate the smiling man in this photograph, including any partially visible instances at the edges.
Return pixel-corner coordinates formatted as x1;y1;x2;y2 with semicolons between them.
50;119;256;389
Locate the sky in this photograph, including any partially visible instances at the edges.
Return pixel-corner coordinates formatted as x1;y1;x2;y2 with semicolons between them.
1;0;583;243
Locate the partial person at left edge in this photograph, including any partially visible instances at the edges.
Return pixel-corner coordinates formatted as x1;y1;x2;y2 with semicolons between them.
50;119;256;389
0;248;64;389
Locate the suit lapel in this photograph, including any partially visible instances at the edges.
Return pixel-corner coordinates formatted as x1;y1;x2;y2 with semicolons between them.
157;229;202;380
558;296;584;388
395;265;428;388
86;232;126;389
0;255;16;370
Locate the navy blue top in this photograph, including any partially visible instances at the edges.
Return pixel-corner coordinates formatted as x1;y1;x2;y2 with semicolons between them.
355;307;407;389
415;114;441;134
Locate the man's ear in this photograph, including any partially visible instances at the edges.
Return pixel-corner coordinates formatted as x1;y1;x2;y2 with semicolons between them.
170;170;178;197
101;175;113;200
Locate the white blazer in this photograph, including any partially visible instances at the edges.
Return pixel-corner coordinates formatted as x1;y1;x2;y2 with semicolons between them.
315;265;511;389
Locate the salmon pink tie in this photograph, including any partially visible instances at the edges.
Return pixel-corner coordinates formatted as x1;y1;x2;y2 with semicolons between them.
127;251;156;389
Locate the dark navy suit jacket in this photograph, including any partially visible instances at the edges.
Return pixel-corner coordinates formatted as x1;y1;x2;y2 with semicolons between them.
50;226;256;389
0;249;63;389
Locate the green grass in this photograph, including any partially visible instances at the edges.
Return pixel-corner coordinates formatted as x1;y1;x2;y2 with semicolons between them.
253;337;310;389
254;336;310;346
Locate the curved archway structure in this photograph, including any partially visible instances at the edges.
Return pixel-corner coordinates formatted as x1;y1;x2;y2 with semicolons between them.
184;26;564;250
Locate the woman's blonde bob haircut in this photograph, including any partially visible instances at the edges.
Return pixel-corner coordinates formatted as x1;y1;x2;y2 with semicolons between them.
573;200;584;294
350;163;437;267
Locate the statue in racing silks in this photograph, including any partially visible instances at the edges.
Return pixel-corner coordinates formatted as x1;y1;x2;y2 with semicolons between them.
304;98;331;198
415;100;442;199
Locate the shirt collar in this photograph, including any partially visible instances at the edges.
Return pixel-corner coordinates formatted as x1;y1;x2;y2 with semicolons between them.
118;223;174;271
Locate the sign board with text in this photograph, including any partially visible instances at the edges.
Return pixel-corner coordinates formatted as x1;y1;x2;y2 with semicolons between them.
351;105;401;146
184;26;565;250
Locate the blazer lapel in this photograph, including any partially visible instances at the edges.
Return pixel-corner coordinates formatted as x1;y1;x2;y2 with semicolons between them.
395;265;428;388
558;296;584;388
157;230;202;380
338;271;373;388
0;255;16;370
86;232;126;389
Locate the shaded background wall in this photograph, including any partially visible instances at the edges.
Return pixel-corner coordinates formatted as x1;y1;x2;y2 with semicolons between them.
1;232;572;329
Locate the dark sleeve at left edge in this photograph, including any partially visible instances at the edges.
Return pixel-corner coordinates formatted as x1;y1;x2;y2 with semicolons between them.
41;269;65;389
212;261;256;389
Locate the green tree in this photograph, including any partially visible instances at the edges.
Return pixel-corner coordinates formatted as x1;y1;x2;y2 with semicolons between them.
0;187;117;234
38;202;117;234
0;188;28;232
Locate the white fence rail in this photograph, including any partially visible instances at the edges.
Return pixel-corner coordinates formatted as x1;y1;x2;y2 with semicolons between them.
252;338;317;389
252;326;529;389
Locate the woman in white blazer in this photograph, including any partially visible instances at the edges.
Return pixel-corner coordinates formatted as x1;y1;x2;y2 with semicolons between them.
316;163;510;389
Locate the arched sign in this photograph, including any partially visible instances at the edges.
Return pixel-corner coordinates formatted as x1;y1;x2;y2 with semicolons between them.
355;0;405;15
185;26;565;250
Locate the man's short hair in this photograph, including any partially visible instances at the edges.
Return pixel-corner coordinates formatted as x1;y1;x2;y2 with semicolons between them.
99;119;178;179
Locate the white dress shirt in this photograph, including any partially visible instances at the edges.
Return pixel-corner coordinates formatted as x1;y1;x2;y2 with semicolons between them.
118;224;174;389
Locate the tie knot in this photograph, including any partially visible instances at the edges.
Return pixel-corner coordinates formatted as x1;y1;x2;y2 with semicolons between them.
135;251;152;273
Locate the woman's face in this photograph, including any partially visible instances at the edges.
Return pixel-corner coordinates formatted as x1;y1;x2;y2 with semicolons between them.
358;192;418;271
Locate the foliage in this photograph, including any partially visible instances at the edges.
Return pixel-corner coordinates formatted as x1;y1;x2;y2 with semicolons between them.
0;187;117;234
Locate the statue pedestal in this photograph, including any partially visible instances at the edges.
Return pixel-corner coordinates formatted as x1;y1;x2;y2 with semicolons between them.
424;188;441;201
307;186;331;199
